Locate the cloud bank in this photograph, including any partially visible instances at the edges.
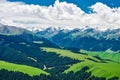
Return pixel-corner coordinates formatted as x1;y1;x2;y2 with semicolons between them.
0;0;120;30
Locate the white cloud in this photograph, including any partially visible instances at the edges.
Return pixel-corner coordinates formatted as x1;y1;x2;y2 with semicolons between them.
0;0;120;30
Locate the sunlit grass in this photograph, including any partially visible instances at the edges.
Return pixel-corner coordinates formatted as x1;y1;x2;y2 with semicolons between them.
0;61;49;76
80;50;120;63
41;47;100;62
64;61;120;79
42;47;120;79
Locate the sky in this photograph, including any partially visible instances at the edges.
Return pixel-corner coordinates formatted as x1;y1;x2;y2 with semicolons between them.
8;0;120;13
0;0;120;30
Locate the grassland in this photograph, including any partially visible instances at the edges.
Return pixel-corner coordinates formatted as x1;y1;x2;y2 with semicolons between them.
80;50;120;63
42;47;120;80
0;61;49;76
64;61;120;79
42;47;100;62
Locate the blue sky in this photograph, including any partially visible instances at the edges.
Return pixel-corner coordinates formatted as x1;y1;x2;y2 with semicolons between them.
1;0;120;30
8;0;120;13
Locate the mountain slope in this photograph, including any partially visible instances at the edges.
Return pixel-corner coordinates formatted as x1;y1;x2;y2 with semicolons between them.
0;25;120;80
42;47;120;79
0;24;61;69
0;24;59;47
65;61;120;79
0;24;28;35
36;27;120;52
0;24;80;78
0;61;48;76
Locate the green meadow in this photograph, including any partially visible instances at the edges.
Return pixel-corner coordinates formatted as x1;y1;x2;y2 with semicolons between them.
42;47;120;80
64;61;120;79
0;61;49;76
80;50;120;63
42;47;100;62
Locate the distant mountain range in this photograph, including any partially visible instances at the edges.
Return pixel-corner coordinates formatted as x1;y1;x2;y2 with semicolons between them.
1;24;119;52
0;23;31;35
36;27;120;52
0;24;58;47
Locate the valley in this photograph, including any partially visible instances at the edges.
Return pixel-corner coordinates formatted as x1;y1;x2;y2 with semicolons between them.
0;24;120;80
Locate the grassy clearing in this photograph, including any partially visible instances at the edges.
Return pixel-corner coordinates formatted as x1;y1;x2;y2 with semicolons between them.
42;47;100;62
64;61;120;79
42;47;120;79
0;61;49;76
80;50;120;63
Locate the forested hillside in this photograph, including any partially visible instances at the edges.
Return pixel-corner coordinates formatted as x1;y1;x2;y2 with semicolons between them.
36;27;120;52
0;25;120;80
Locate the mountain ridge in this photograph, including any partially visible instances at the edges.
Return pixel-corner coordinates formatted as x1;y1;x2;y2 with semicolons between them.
36;27;120;52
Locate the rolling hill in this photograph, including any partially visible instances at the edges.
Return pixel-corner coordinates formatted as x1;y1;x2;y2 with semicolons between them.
0;24;80;80
42;47;120;80
0;24;120;80
0;61;48;76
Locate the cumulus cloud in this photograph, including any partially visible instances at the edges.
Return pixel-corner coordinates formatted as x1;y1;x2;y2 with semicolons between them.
0;0;120;30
